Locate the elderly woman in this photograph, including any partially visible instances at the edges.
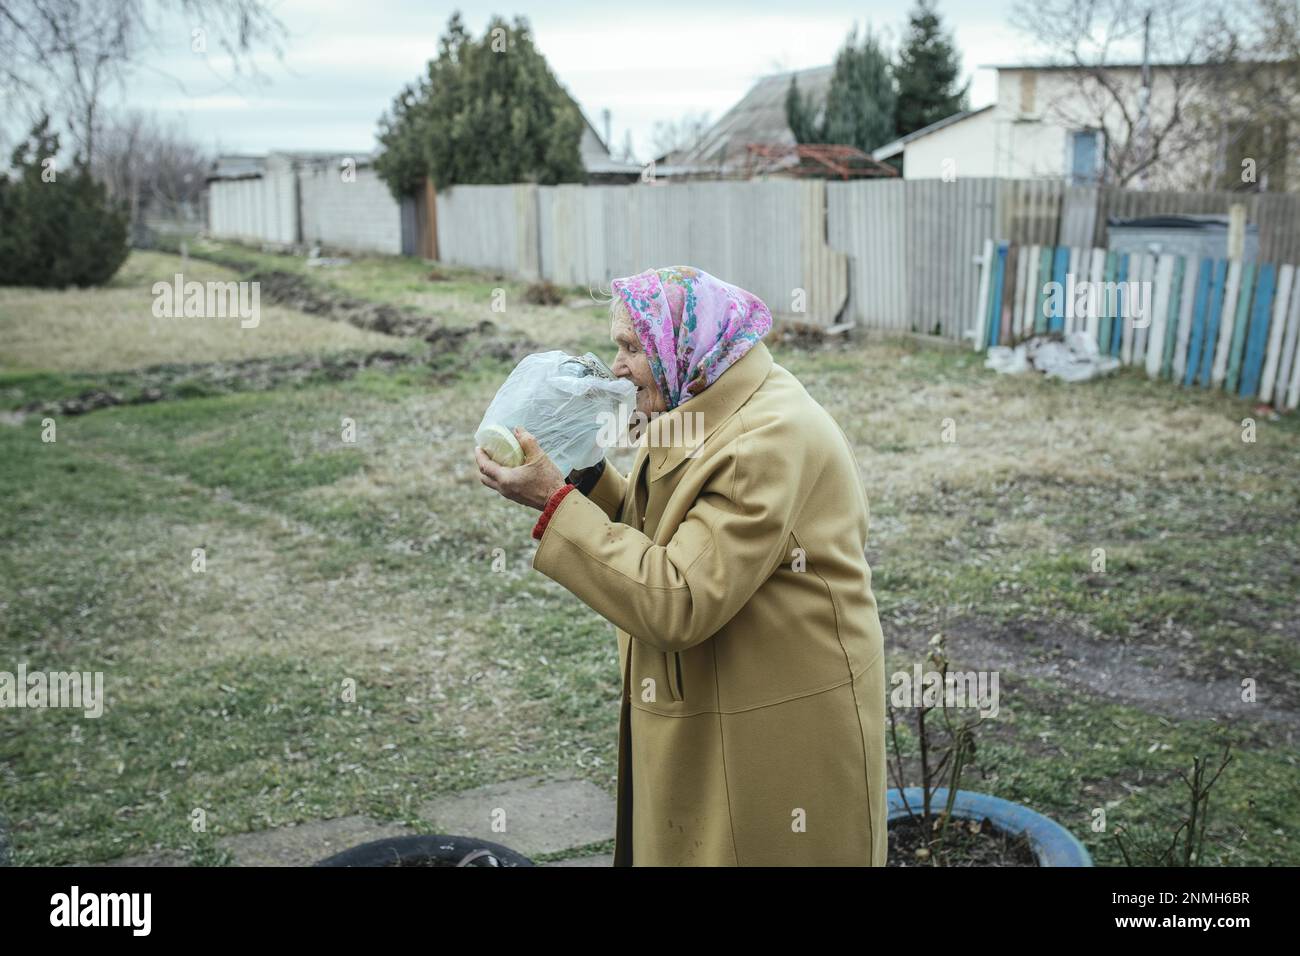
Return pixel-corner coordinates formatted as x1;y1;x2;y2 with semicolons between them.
474;265;886;866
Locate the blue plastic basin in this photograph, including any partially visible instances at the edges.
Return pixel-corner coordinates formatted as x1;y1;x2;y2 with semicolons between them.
888;787;1093;867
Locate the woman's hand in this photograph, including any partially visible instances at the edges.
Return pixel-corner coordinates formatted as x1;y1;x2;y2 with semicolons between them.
474;426;567;511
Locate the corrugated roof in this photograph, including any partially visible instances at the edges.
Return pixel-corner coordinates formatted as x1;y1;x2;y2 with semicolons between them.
674;65;835;173
207;154;267;180
980;60;1252;71
206;150;377;181
871;104;994;161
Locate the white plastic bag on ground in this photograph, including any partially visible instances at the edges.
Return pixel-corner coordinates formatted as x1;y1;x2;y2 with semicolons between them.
985;345;1029;374
474;350;637;476
985;332;1120;382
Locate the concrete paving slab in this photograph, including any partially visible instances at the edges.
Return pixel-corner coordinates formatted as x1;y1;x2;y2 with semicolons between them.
417;775;615;859
545;852;615;867
218;815;414;866
90;777;615;867
95;850;191;867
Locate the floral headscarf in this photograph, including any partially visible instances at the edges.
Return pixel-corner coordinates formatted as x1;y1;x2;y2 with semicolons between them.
610;265;772;410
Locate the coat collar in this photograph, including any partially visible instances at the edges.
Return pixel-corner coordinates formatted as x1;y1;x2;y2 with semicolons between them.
639;339;773;483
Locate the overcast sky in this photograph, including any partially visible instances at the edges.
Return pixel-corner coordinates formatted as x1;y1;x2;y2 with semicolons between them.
105;0;1038;160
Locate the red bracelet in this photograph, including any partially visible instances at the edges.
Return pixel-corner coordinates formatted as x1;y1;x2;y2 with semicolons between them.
531;483;577;540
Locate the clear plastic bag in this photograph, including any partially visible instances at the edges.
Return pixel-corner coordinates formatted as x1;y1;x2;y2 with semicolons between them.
474;350;637;476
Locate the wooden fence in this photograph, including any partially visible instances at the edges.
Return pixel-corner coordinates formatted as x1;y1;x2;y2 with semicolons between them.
972;241;1300;410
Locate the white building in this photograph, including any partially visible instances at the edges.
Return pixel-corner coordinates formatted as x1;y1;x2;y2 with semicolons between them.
874;63;1297;192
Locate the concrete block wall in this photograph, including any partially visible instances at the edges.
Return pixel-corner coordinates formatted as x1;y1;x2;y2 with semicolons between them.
207;154;402;255
298;162;403;255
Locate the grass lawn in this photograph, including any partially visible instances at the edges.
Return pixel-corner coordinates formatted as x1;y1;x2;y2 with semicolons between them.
1;245;1297;866
0;252;402;373
162;237;611;344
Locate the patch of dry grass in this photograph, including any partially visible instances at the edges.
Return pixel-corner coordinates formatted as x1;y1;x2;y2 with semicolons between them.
183;237;613;351
785;338;1275;503
0;251;402;373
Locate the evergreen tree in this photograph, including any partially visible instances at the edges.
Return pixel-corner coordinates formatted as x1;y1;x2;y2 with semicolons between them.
785;76;821;144
0;117;130;288
894;0;970;138
785;26;897;153
824;26;897;152
375;11;585;196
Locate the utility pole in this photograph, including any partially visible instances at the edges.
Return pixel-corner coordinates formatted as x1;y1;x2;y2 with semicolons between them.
1135;9;1152;190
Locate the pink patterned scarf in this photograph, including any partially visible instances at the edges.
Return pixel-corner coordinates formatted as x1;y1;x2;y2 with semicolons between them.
609;265;772;410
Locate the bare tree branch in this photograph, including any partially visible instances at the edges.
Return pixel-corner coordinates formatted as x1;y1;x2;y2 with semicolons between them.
1007;0;1272;189
0;0;286;165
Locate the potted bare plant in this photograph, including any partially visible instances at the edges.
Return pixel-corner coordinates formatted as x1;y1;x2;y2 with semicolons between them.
886;631;1093;867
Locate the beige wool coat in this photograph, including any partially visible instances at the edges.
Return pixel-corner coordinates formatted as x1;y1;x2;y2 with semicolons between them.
531;339;887;866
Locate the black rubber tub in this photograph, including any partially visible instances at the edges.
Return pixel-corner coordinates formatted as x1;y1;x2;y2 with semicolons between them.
314;835;534;867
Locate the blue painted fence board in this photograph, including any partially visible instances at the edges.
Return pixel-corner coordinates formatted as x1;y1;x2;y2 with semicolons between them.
1184;258;1213;387
987;241;1008;349
1100;251;1117;352
1110;254;1127;357
1198;259;1228;387
1240;263;1276;398
1050;246;1068;333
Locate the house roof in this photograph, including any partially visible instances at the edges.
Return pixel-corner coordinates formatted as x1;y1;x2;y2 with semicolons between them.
871;105;994;162
206;151;377;181
672;65;835;172
271;149;376;162
980;60;1260;71
207;154;267;181
569;97;642;175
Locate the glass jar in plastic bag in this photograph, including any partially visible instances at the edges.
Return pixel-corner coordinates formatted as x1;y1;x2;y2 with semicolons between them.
474;350;636;476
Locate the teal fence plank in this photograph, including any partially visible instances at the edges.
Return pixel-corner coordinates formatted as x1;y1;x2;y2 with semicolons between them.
1184;258;1212;387
1240;263;1276;398
987;241;1008;348
1198;259;1228;387
1100;251;1117;353
1049;245;1068;333
1110;254;1127;357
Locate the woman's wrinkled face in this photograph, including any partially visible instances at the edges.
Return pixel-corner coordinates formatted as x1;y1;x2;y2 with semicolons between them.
610;299;667;419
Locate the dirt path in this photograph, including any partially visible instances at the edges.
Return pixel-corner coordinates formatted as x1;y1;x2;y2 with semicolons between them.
890;614;1300;738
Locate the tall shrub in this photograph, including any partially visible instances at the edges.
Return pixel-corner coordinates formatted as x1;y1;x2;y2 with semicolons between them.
0;117;130;288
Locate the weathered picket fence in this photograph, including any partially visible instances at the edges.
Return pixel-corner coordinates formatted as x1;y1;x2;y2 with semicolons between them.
972;240;1300;410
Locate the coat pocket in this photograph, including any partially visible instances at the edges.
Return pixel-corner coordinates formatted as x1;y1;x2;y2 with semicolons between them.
665;651;685;702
